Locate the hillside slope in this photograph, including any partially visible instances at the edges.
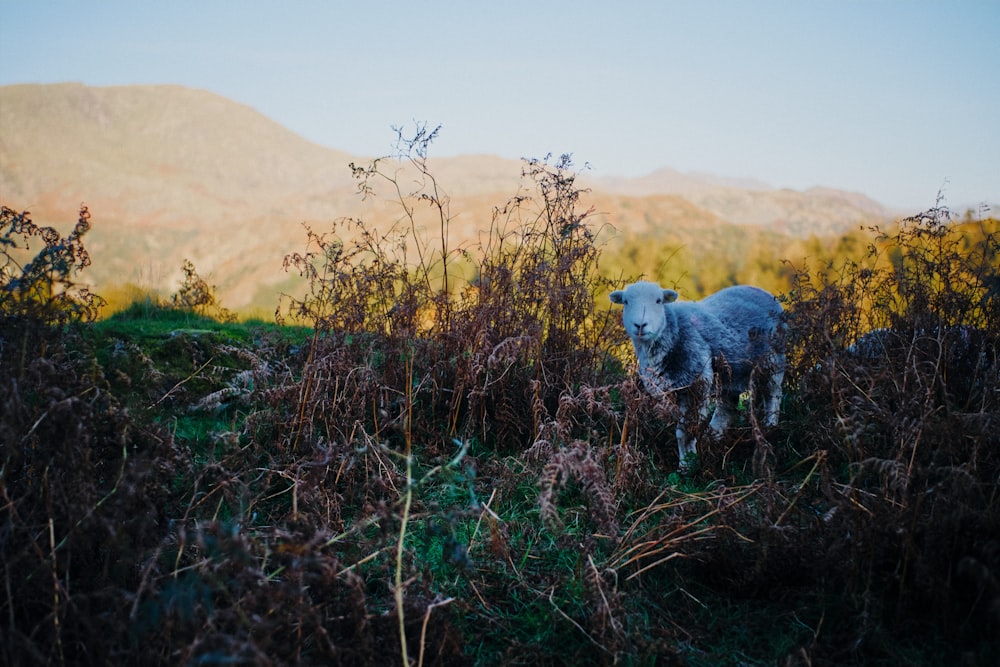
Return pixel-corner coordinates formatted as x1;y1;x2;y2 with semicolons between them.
0;82;359;223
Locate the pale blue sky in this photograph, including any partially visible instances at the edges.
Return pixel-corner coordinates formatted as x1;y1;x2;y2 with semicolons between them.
1;0;997;210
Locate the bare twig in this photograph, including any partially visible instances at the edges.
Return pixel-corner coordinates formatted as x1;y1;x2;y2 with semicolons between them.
148;356;215;408
417;597;455;667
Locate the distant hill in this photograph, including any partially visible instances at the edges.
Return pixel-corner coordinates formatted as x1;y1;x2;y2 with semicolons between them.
0;83;894;309
590;168;892;237
0;82;364;221
592;166;773;196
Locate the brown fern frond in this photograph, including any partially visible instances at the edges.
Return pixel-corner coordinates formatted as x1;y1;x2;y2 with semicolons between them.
535;440;619;539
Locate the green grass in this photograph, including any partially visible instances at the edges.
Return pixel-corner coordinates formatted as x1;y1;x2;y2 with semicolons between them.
96;298;311;344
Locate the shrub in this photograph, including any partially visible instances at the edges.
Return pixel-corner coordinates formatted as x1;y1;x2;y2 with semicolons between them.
274;130;626;457
783;203;1000;652
0;205;184;663
171;258;235;322
0;204;105;325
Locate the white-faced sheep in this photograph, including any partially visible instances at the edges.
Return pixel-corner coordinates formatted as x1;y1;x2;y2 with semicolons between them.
610;281;785;468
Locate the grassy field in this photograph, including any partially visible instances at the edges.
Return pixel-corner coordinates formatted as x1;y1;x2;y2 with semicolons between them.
3;157;1000;665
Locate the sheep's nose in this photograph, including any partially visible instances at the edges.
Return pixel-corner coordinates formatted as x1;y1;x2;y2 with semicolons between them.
633;322;647;335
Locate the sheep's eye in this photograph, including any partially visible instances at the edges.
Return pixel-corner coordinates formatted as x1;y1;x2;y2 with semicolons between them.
622;299;628;305
656;298;662;304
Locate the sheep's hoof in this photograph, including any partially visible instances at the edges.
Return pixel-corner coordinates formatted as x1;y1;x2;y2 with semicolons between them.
678;452;700;475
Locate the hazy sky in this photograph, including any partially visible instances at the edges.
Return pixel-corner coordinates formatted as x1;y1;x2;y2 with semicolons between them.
2;0;997;210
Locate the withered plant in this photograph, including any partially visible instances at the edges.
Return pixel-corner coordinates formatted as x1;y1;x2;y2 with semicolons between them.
171;258;236;322
1;206;184;664
782;202;1000;654
1;205;105;326
275;140;625;454
258;132;647;663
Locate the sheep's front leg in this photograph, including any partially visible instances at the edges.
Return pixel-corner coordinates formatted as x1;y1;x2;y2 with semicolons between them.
676;393;711;471
763;366;784;428
675;422;698;469
708;397;738;437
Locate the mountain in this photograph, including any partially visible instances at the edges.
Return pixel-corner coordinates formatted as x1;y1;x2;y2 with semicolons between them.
590;169;892;237
0;83;894;309
592;166;772;196
0;82;372;220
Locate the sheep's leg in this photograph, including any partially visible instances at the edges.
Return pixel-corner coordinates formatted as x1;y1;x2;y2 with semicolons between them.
676;392;711;471
675;423;698;469
708;397;738;437
763;367;784;428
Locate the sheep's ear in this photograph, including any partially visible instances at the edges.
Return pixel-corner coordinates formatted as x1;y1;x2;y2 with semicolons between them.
662;289;679;303
609;290;625;304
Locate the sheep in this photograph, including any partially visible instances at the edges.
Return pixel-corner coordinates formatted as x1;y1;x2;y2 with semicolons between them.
610;281;785;468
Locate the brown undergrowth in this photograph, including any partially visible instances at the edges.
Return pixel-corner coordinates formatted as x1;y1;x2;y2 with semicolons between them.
3;148;1000;665
781;202;1000;660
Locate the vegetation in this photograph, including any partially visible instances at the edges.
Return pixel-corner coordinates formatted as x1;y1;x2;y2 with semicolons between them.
2;139;999;665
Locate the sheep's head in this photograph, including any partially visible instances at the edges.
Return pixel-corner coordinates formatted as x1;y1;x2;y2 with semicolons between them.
609;281;678;343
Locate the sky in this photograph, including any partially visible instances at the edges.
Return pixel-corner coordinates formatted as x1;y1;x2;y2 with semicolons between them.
1;0;997;211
